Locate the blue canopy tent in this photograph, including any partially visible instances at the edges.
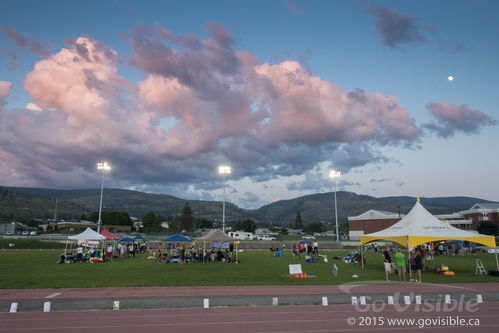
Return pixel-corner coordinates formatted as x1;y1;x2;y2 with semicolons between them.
164;234;192;243
120;237;135;242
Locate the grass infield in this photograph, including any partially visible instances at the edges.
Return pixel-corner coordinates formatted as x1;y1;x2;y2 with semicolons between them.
0;250;498;289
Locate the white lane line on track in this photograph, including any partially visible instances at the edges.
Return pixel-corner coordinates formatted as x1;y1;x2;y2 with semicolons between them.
45;293;62;299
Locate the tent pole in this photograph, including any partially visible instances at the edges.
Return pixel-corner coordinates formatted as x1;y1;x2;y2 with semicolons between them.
361;243;364;269
203;241;206;264
407;238;412;280
495;251;499;271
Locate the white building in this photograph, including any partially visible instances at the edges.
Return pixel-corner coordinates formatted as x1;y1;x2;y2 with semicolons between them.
434;213;473;231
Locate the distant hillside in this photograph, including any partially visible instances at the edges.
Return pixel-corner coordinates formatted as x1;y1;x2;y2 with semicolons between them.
0;188;90;220
3;187;254;222
2;186;495;226
255;192;494;227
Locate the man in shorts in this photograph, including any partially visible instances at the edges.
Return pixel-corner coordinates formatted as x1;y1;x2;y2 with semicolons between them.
394;248;406;281
382;247;392;281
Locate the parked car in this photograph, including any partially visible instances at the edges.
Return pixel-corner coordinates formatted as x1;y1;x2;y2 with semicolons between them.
302;234;316;240
29;231;38;236
257;235;276;241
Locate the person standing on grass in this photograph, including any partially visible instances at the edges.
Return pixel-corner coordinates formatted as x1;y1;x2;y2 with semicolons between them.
394;248;406;281
292;244;298;259
76;246;83;262
382;247;392;281
128;243;134;258
415;251;423;282
313;241;318;254
409;250;417;281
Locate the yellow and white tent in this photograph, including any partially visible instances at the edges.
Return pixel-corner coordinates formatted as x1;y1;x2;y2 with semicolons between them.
360;200;496;249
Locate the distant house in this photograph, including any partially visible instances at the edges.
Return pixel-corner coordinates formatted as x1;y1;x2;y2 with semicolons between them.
458;203;499;229
0;221;19;234
57;221;97;233
255;228;271;235
57;221;131;233
434;213;473;231
286;228;303;236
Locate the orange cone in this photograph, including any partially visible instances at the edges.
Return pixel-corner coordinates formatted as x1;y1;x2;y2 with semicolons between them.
304;272;307;278
300;272;303;279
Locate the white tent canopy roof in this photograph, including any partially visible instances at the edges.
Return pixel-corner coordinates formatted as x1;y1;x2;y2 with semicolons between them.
361;200;496;248
196;229;234;242
68;227;106;241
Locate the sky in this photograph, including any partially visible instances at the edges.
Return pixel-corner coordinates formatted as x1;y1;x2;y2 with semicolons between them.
0;0;498;210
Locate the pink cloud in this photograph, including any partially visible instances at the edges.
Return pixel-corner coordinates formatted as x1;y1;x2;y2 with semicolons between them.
424;101;497;138
286;2;299;14
252;61;418;145
0;80;11;111
133;23;418;156
24;37;126;123
0;81;11;100
0;23;422;195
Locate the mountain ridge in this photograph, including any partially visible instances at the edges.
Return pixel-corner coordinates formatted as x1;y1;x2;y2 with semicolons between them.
1;186;495;226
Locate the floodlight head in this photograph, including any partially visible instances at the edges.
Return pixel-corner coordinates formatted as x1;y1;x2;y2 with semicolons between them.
329;170;341;179
218;165;231;175
97;161;111;171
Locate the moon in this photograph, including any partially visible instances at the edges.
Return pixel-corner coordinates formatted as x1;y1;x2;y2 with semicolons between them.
448;75;454;81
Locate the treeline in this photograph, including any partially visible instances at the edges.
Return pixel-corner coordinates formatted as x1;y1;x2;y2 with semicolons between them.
87;211;132;225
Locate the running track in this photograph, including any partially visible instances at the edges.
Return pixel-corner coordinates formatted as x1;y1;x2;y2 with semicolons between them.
1;303;498;333
2;282;498;300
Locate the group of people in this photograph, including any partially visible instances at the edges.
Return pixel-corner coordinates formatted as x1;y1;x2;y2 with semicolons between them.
291;241;319;259
382;246;423;282
59;241;147;264
156;243;238;264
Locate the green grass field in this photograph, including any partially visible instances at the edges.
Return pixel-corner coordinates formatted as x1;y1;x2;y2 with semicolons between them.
1;249;498;289
0;239;66;249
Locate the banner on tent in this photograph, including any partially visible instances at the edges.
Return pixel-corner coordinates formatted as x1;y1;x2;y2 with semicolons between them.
211;242;229;249
78;241;99;247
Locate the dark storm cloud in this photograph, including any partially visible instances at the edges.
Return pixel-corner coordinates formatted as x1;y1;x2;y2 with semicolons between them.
0;26;50;57
3;49;20;71
368;6;426;47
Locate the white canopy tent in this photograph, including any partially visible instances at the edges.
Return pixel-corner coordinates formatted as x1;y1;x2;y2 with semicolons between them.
65;227;106;253
68;227;106;241
360;199;497;273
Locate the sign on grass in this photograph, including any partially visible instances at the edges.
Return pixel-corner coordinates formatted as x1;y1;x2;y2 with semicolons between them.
289;264;302;275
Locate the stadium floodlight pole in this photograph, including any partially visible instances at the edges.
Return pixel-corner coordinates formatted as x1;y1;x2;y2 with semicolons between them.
218;165;231;233
97;162;111;233
329;170;341;242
